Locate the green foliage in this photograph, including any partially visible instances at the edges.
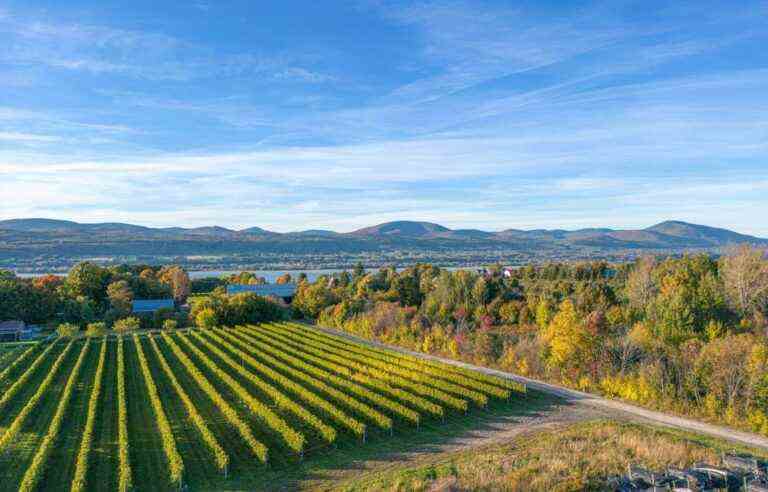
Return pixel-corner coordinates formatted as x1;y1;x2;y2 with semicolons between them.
195;308;217;329
162;319;178;330
113;317;140;333
192;291;287;328
57;323;80;337
85;322;106;337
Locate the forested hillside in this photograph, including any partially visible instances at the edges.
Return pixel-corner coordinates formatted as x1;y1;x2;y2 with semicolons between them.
292;246;768;437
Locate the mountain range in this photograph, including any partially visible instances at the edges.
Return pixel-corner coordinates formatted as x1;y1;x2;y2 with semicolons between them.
1;219;765;271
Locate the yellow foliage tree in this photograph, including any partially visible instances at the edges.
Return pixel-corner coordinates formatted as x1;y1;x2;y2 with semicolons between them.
543;300;593;375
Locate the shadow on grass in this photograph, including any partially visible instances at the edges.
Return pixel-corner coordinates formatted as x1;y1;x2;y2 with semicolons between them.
208;389;568;491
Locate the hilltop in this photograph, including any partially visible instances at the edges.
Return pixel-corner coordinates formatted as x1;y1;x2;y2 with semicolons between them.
1;218;765;272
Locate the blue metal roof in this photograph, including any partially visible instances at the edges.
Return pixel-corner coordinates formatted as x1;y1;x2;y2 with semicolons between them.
132;299;175;313
226;283;297;298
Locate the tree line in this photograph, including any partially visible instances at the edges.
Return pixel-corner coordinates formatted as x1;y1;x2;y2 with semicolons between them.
291;246;768;437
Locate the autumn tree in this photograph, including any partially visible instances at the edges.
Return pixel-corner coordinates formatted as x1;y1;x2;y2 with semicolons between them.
276;273;292;284
107;280;134;316
721;245;768;318
159;266;191;303
543;300;594;376
626;256;657;313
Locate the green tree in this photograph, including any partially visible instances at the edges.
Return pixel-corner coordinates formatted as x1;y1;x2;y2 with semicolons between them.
66;262;110;302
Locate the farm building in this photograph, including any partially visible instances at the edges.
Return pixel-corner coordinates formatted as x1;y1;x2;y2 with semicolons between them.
226;283;297;303
0;320;26;342
132;299;175;315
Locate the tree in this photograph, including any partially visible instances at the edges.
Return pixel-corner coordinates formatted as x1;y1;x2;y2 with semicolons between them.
107;280;134;315
293;282;338;318
626;256;657;312
195;308;217;329
159;266;191;303
66;262;110;302
721;245;768;318
113;317;140;333
57;323;80;337
276;273;292;285
543;300;593;374
696;334;755;413
85;322;107;337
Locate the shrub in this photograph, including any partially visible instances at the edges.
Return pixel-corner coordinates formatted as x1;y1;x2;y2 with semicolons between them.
85;322;106;337
113;317;140;333
162;319;178;330
57;323;80;337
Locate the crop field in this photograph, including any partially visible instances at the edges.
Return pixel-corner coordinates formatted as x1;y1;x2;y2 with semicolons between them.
0;322;525;491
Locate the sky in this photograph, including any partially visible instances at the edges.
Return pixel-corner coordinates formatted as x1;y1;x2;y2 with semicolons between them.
0;0;767;235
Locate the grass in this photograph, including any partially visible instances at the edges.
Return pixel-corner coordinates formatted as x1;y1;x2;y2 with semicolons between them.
332;420;768;492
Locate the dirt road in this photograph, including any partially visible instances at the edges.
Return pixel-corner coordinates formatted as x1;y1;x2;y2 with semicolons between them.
313;324;768;452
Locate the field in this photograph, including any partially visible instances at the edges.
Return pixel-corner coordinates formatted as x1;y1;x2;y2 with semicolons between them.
0;322;525;491
333;420;768;491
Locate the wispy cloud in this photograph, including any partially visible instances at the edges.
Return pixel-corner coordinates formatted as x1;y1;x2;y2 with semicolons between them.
0;0;766;235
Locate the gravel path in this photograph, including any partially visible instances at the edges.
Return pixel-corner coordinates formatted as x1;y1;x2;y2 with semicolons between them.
313;324;768;452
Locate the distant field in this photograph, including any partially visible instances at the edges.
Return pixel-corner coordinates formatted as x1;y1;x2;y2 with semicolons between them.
0;323;525;491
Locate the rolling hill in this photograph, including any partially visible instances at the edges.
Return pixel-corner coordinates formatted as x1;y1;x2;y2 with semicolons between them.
1;218;765;271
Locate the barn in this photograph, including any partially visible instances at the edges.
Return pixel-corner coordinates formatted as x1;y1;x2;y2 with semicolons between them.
0;320;26;342
132;299;176;315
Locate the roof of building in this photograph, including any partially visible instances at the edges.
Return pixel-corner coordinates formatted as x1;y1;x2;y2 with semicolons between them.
0;320;25;332
226;283;297;298
132;299;175;313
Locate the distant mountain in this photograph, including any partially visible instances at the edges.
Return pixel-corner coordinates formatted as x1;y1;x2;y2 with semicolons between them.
644;220;759;245
351;221;451;237
1;218;765;270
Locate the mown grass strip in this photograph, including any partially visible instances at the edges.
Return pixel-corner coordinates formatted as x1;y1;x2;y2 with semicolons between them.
134;334;184;486
148;333;229;473
0;340;74;454
237;327;422;425
0;340;58;414
71;337;108;492
175;331;306;454
117;336;132;492
270;323;489;404
160;332;268;463
0;343;38;385
19;339;90;492
206;328;365;439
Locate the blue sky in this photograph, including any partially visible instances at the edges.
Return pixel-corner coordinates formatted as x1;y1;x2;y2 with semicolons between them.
1;0;767;235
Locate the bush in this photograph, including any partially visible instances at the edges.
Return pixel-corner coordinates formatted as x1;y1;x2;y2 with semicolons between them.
57;323;80;337
162;319;178;330
85;322;107;337
113;317;140;333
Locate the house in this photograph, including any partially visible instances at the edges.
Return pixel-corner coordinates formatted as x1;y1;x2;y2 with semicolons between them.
132;299;175;315
226;283;297;303
0;320;25;342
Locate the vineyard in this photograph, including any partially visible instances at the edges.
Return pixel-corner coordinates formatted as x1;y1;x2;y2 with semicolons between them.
0;323;526;491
